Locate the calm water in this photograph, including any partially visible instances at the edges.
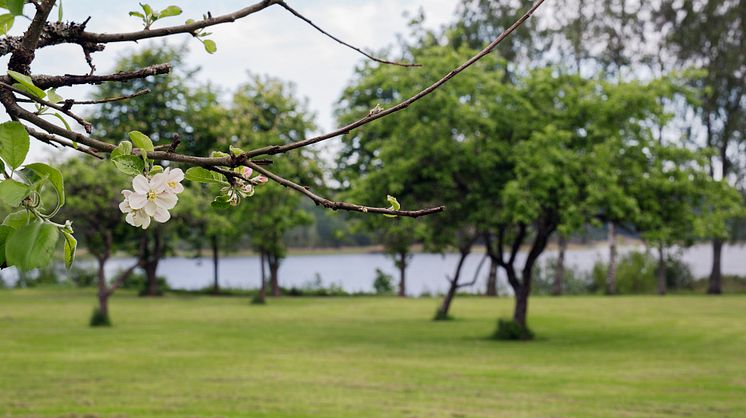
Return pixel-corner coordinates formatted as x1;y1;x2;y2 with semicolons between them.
9;243;737;296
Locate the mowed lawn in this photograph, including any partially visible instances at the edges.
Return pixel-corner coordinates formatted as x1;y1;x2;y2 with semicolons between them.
0;290;745;417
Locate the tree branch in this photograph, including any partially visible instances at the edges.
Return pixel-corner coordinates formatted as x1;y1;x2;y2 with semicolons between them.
242;0;547;158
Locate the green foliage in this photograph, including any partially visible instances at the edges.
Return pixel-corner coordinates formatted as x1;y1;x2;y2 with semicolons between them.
372;268;394;295
89;306;111;327
493;318;534;341
590;250;696;294
129;3;182;29
0;121;29;170
531;258;592;295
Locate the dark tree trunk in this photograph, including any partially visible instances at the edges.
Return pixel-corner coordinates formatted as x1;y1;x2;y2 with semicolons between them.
435;246;471;320
485;258;498;296
708;239;723;294
553;234;567;296
211;235;220;294
267;252;280;297
255;251;267;304
396;251;408;297
657;244;666;296
96;256;109;320
513;285;529;327
607;222;617;295
141;228;164;297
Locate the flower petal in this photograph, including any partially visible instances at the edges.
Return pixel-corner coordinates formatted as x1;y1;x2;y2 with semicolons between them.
168;168;184;182
119;199;132;213
156;192;178;209
125;212;137;227
144;201;158;216
150;173;167;193
132;175;149;194
153;207;171;223
171;183;184;194
128;193;148;209
140;214;151;229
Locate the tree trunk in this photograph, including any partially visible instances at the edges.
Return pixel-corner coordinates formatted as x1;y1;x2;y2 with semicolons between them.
268;252;280;297
553;234;567;296
485;258;498;296
435;249;470;320
607;222;617;295
657;244;666;296
255;251;267;303
141;229;163;297
513;285;529;328
397;251;407;297
96;257;109;320
211;235;220;294
708;239;723;294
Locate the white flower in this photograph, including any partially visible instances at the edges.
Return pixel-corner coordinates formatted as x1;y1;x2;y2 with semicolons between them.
160;167;185;194
128;174;178;219
119;190;152;229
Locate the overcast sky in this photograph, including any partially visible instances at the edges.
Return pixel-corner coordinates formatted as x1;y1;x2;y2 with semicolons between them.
4;0;461;161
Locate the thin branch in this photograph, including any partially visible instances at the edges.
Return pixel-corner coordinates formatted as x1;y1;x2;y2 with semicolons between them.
79;0;281;44
25;126;103;159
0;81;93;133
106;261;142;296
243;0;547;158
57;89;152;107
245;161;445;218
277;1;419;68
23;64;171;89
457;253;488;289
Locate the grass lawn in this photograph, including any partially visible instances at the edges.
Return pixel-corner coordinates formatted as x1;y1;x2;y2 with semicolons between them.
0;289;744;417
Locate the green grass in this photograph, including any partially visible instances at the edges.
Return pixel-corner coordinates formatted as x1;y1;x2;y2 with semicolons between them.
1;289;745;417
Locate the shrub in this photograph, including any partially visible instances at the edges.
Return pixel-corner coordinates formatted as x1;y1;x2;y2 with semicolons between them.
591;250;695;294
68;265;98;288
250;294;266;305
493;318;534;340
372;268;394;295
432;308;453;321
89;307;111;327
532;257;593;295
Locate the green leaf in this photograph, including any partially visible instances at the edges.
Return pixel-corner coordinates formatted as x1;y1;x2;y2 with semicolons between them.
0;121;29;169
0;159;4;173
0;178;30;206
128;11;144;18
202;39;217;54
5;222;59;271
210;151;230;158
111;155;145;176
5;0;23;15
110;140;133;159
25;163;64;208
62;230;76;270
51;112;71;131
229;145;244;156
185;167;225;184
7;70;46;99
159;5;181;18
2;210;31;229
211;195;231;210
128;130;154;154
56;0;62;22
0;13;14;35
140;3;153;16
150;165;164;174
383;195;401;218
46;88;63;104
0;224;13;267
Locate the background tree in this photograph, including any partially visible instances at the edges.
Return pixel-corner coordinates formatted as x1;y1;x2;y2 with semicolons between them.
656;0;746;294
225;75;321;297
58;157;140;325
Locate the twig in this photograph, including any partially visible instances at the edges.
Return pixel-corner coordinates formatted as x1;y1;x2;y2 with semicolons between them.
0;81;93;133
277;1;419;68
25;64;171;89
245;161;445;218
243;0;547;158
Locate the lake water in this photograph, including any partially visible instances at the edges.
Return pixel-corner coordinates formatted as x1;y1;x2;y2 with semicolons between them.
4;243;740;296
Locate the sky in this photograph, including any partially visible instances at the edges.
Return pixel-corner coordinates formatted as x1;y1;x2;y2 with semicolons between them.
4;0;461;162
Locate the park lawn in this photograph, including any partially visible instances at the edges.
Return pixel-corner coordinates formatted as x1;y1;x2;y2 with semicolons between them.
0;290;745;418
